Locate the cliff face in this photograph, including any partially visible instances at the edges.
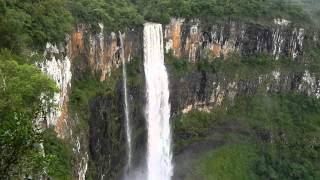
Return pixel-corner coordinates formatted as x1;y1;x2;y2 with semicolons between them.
38;43;72;137
40;24;141;131
40;25;143;179
39;18;320;180
164;18;320;114
68;24;142;81
164;18;318;62
88;74;146;180
169;70;320;115
70;26;143;180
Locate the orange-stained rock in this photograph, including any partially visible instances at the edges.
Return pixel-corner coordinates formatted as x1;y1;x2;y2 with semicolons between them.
68;31;84;59
186;24;201;62
222;42;235;59
172;23;181;56
165;18;184;57
55;103;69;139
212;43;221;58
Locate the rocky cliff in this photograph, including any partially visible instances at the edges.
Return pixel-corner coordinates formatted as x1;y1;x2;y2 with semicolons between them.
169;69;320;115
164;18;320;113
39;18;319;179
39;24;143;179
165;18;319;62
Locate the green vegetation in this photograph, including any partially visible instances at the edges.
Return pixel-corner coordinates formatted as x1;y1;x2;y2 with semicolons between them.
68;0;143;31
0;0;73;52
165;52;192;78
174;93;320;179
69;57;143;179
283;0;320;26
0;49;63;178
43;128;73;179
70;57;142;114
0;0;316;55
232;93;320;179
197;54;312;79
0;0;318;179
0;0;314;54
173;108;227;151
135;0;309;24
166;53;310;82
188;144;259;180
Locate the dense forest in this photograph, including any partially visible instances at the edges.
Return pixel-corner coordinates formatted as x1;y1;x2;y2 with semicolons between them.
0;0;320;179
1;0;319;53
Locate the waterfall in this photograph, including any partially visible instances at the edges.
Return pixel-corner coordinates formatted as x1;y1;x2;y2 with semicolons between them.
143;23;173;180
119;32;132;169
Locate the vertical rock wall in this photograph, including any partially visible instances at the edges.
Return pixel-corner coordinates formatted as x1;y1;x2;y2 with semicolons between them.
38;18;319;179
39;24;142;180
39;43;72;137
169;69;320;115
68;24;141;81
164;18;312;62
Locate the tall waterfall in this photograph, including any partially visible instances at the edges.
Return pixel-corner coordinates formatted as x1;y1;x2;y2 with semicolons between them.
119;32;132;169
144;23;173;180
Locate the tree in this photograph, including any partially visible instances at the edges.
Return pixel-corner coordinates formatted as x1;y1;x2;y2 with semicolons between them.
0;0;73;53
0;49;58;179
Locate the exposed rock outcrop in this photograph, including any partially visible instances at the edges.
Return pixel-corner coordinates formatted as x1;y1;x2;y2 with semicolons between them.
38;43;72;137
39;25;143;179
169;69;320;115
165;18;313;62
68;24;141;81
88;65;146;180
39;17;319;180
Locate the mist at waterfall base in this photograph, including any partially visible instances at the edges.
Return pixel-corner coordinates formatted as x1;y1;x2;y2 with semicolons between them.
124;23;173;180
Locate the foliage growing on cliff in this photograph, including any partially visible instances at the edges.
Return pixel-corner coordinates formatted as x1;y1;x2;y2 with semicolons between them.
0;49;62;178
167;47;320;82
69;57;144;179
165;52;191;78
197;54;311;79
43;128;73;179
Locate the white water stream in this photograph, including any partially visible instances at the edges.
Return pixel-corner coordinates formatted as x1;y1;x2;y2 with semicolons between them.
144;23;173;180
119;32;132;169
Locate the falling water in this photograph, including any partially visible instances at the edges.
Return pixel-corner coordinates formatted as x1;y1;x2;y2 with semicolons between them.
119;31;132;169
143;23;173;180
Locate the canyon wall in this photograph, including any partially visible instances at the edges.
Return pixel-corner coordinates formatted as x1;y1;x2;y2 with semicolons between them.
68;24;142;81
169;69;320;115
39;18;319;179
40;25;143;179
164;18;320;114
165;18;319;62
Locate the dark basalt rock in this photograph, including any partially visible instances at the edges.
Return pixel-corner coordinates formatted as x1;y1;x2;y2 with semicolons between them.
88;62;147;180
89;83;125;179
169;69;320;117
